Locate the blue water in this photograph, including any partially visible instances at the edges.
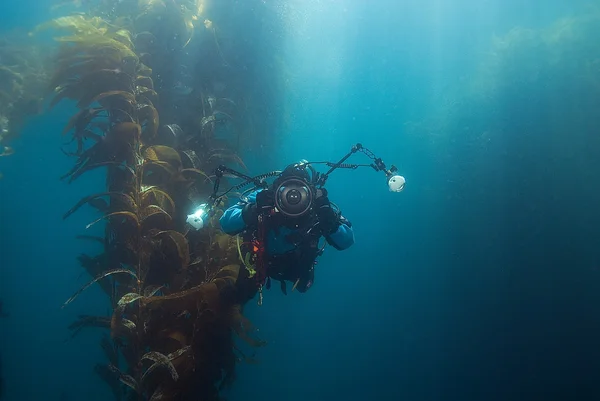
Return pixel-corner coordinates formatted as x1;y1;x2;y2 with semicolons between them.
2;0;600;400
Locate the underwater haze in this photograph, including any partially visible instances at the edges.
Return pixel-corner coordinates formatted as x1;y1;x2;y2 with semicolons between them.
2;0;600;401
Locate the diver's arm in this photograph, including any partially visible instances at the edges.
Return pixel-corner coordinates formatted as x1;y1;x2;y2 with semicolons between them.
314;192;355;250
325;216;355;250
219;191;259;235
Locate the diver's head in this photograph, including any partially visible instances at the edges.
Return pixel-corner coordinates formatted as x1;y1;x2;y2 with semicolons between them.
276;162;311;184
272;161;314;218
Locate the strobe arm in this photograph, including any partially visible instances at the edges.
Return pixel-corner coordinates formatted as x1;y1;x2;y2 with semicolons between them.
210;165;268;204
315;143;398;186
315;144;361;187
370;156;398;179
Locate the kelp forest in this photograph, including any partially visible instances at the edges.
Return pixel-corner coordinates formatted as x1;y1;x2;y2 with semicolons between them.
0;1;287;400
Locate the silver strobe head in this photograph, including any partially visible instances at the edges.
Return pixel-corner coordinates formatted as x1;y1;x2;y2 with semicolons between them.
388;175;406;193
186;203;209;230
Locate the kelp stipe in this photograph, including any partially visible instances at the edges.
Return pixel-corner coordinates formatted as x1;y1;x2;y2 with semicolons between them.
40;14;264;401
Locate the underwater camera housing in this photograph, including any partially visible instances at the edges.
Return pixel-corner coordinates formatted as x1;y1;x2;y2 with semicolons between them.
271;160;318;218
274;178;314;218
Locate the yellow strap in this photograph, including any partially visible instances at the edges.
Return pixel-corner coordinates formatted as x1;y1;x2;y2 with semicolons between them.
236;235;256;277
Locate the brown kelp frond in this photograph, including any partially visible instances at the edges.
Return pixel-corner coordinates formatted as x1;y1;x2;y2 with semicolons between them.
110;293;143;339
85;211;140;230
142;283;206;306
152;230;190;270
62;161;134;184
136;86;159;105
94;363;123;401
207;150;248;172
61;122;141;183
110;311;137;341
142;160;177;184
140;205;173;231
143;285;164;297
140;145;211;189
63;192;137;220
117;292;145;307
212;264;240;291
140;265;235;312
61;107;106;136
51;70;136;110
75;253;121;298
62;268;139;309
101;334;119;366
34;15;137;58
108;364;139;393
141;186;176;213
140;351;179;383
180;167;211;182
91;90;137;105
138;102;159;141
229;304;267;348
76;235;105;245
67;315;111;339
143;145;182;170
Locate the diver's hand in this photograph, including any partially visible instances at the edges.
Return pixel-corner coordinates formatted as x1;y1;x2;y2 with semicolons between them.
242;189;274;226
315;193;338;234
256;189;275;209
241;189;274;227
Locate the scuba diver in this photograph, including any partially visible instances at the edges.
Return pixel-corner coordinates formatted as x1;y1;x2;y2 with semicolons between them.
185;143;405;305
219;161;355;299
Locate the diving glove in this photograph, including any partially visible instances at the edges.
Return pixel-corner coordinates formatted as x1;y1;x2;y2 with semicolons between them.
242;189;275;226
315;193;339;234
256;189;275;209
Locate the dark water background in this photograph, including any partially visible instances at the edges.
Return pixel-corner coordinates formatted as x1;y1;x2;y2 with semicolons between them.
2;1;600;400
